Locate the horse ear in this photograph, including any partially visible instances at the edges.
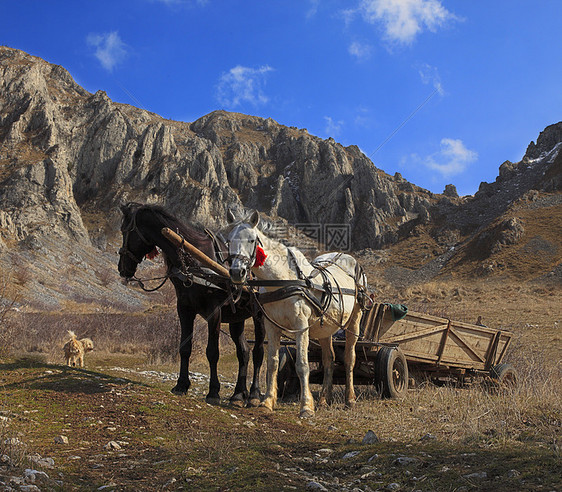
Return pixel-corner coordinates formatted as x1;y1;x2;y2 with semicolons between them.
227;208;236;224
249;210;260;228
120;203;129;215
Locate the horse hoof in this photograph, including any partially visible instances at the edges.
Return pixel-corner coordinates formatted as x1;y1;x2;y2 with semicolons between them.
258;402;274;413
299;409;315;419
247;398;261;408
171;386;188;396
206;396;221;406
345;400;356;409
230;399;245;408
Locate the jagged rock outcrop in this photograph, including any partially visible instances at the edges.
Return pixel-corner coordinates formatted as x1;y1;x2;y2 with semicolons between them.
436;124;562;281
443;184;458;198
473;217;525;258
525;122;562;160
0;46;439;253
432;122;562;237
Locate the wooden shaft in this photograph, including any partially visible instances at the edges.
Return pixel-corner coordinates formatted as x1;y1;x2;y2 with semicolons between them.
161;227;230;278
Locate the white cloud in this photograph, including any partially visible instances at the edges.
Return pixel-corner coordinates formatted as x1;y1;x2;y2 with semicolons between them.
409;138;477;177
340;8;357;28
87;31;127;71
307;0;320;18
353;106;373;129
216;65;274;108
324;116;344;137
349;41;373;60
358;0;457;44
421;138;477;177
419;63;444;95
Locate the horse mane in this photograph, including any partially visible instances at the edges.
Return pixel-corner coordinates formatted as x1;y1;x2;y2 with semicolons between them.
133;203;214;253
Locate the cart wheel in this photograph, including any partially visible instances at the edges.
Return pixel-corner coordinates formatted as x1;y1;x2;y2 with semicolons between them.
489;363;517;389
375;346;409;399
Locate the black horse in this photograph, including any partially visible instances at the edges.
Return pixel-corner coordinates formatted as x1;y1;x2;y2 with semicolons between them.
117;202;264;407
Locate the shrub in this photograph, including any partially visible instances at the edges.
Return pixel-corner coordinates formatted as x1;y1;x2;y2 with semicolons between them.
0;270;20;357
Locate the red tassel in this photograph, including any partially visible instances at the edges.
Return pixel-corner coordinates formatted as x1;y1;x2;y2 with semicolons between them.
254;245;267;267
146;247;159;260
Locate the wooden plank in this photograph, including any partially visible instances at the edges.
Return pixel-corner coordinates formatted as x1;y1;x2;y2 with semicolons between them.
448;327;486;363
449;318;500;336
400;338;446;359
382;323;448;344
437;320;451;365
496;334;512;364
440;359;485;370
400;353;440;364
401;349;486;370
373;304;387;342
451;326;498;359
484;330;501;370
361;304;380;341
406;311;449;324
162;227;230;277
378;317;445;342
400;349;439;362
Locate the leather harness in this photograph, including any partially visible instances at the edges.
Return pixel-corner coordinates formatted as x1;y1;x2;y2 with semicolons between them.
120;208;370;330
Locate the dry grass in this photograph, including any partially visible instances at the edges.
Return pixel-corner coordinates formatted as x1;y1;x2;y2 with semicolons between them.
313;347;560;450
1;277;559;488
1;307;243;370
0;269;21;357
95;266;114;287
0;402;28;469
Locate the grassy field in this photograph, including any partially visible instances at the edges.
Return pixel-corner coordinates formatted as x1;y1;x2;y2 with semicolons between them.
0;279;560;491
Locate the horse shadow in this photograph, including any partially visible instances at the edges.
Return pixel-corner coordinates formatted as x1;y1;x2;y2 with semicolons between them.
0;357;146;395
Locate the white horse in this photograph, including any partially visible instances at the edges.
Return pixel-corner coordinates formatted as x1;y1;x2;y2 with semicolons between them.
226;210;366;418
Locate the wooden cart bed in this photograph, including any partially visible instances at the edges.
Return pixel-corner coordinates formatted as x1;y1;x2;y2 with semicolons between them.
360;303;512;371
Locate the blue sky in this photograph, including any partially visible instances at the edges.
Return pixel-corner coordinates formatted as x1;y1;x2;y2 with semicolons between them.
2;1;561;196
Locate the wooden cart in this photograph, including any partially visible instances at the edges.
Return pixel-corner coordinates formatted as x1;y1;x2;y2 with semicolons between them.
296;303;516;398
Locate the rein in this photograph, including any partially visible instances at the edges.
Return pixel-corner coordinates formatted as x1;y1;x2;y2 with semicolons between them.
120;207;235;294
125;274;170;292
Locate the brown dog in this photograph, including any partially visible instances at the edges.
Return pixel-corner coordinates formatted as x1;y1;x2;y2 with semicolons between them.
63;331;94;367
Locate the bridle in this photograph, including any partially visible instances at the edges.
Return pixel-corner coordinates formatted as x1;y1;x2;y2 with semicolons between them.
119;208;153;266
118;207;171;292
226;237;259;278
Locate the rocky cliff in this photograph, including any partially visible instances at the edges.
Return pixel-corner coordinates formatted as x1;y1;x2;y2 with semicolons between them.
0;46;442;252
0;46;560;309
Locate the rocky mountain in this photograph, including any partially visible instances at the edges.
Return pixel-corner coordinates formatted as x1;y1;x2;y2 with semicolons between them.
377;122;562;286
0;46;560;310
0;47;442;250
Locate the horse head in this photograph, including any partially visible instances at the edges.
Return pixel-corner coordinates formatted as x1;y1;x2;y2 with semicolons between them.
118;202;158;279
226;209;261;284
